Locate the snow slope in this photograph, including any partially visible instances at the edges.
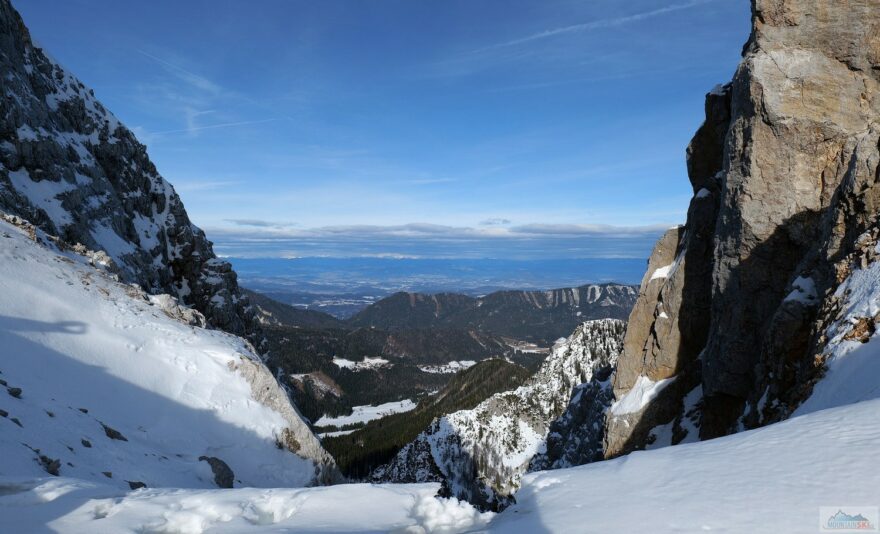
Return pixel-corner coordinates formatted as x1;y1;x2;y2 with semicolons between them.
0;215;337;490
2;397;877;533
490;397;880;533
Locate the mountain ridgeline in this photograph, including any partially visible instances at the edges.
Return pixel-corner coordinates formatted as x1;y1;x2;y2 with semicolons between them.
347;285;635;344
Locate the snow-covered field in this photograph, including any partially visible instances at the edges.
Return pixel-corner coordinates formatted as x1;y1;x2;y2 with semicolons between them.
315;400;417;428
794;243;880;417
331;357;390;371
418;360;477;374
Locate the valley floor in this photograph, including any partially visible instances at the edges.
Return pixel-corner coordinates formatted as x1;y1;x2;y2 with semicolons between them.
3;396;878;533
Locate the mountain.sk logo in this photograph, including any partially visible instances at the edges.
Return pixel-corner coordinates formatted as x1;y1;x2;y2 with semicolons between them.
820;507;879;532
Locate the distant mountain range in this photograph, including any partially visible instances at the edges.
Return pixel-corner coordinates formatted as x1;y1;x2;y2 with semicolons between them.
231;256;647;317
250;283;638;346
347;284;637;345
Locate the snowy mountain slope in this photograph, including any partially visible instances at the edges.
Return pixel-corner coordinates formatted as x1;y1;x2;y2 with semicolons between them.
372;320;625;509
0;0;257;339
0;215;338;489
488;397;880;534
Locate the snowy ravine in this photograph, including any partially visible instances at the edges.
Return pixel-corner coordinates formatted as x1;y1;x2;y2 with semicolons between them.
371;320;626;509
0;215;338;489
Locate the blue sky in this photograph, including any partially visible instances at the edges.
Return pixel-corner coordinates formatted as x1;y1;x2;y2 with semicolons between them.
18;0;750;259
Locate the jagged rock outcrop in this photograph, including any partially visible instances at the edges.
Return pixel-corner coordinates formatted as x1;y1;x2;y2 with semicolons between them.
371;320;625;510
527;357;616;470
605;0;880;456
0;0;258;341
227;355;341;485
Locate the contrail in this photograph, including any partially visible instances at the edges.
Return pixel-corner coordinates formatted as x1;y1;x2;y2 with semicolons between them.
136;49;223;94
151;118;276;135
475;0;719;52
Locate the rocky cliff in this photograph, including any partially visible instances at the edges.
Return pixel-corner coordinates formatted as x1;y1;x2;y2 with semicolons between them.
604;0;880;456
0;0;258;341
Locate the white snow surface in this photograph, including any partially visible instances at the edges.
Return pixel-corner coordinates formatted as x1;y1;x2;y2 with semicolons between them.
5;396;879;532
331;357;390;371
489;397;880;533
315;400;417;428
0;218;327;490
418;360;477;374
649;263;673;281
6;168;76;225
796;246;880;416
784;275;818;304
0;479;493;534
610;375;675;416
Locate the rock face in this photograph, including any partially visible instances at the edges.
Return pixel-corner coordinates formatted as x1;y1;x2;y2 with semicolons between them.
371;320;625;510
605;0;880;455
198;456;235;489
0;0;258;341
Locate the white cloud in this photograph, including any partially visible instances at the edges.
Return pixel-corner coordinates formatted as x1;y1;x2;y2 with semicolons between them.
206;221;667;241
479;218;512;226
205;221;667;260
223;219;298;229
